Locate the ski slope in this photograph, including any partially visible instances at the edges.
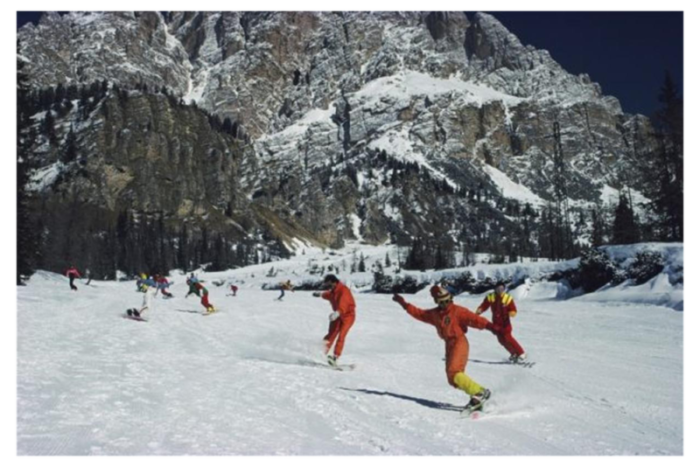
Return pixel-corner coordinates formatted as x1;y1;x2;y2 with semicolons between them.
17;269;682;455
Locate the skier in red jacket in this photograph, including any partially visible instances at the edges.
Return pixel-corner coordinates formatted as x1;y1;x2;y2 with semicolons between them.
476;281;527;363
154;274;174;298
64;266;81;291
313;274;356;367
393;285;499;413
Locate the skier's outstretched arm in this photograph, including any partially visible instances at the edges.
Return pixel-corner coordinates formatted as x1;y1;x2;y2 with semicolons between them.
392;294;432;324
456;306;491;330
475;297;490;315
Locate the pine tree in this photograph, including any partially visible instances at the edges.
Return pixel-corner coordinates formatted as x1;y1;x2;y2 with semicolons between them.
42;110;58;146
55;83;66;103
65;83;78;101
434;242;454;270
644;71;683;241
612;195;639;245
17;47;40;284
62;126;79;162
590;206;606;247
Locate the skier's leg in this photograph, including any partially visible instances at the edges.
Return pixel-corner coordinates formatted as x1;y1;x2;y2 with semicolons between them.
498;327;524;356
447;339;484;396
332;314;355;358
496;329;515;355
502;328;525;356
323;319;341;354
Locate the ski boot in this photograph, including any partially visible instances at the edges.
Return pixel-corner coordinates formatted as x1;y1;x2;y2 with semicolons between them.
127;308;133;317
133;309;141;318
464;388;491;414
327;354;338;368
513;352;528;364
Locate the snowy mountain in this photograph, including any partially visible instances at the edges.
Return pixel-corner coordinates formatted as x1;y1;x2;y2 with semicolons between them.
17;243;683;454
18;11;658;277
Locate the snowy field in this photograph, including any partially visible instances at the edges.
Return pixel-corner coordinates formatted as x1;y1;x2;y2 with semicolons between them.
17;261;682;455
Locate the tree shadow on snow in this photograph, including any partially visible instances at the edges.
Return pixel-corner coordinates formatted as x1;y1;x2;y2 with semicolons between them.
340;388;463;412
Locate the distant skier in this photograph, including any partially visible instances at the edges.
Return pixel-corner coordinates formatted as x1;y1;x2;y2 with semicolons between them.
229;284;238;296
154;274;174;298
392;285;499;413
277;280;294;301
186;278;215;313
64;266;81;291
475;281;527;363
127;282;158;319
85;268;92;286
136;273;150;292
312;274;356;367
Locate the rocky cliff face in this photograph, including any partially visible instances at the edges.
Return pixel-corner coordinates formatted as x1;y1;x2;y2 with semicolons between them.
19;11;656;270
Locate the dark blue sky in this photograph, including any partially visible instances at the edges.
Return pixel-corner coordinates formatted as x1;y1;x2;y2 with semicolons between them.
18;11;682;117
481;12;683;116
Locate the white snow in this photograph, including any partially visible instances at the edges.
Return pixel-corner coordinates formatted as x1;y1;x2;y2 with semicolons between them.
18;53;32;64
349;213;363;241
600;184;650;209
510;278;576;301
482;164;545;206
161;18;182;53
27;162;65;192
184;66;210;106
601;243;683;270
367;126;458;190
30;110;48;121
259;104;337;143
253;104;338;166
574;273;683;311
17;244;683;455
352;70;524;108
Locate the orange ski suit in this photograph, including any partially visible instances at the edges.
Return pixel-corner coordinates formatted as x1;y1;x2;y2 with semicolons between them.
400;300;491;394
322;282;356;357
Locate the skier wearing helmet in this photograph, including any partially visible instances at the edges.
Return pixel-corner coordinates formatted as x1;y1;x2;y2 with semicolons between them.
392;284;501;413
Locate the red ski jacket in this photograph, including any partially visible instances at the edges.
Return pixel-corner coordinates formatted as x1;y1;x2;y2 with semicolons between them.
401;301;490;342
477;292;517;328
321;282;356;318
65;268;81;278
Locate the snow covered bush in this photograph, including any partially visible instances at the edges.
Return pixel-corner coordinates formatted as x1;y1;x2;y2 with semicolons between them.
626;250;665;285
372;273;429;294
372;270;394;293
578;248;620;293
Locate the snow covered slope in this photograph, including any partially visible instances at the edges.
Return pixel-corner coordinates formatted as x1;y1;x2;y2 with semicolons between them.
18;266;682;454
